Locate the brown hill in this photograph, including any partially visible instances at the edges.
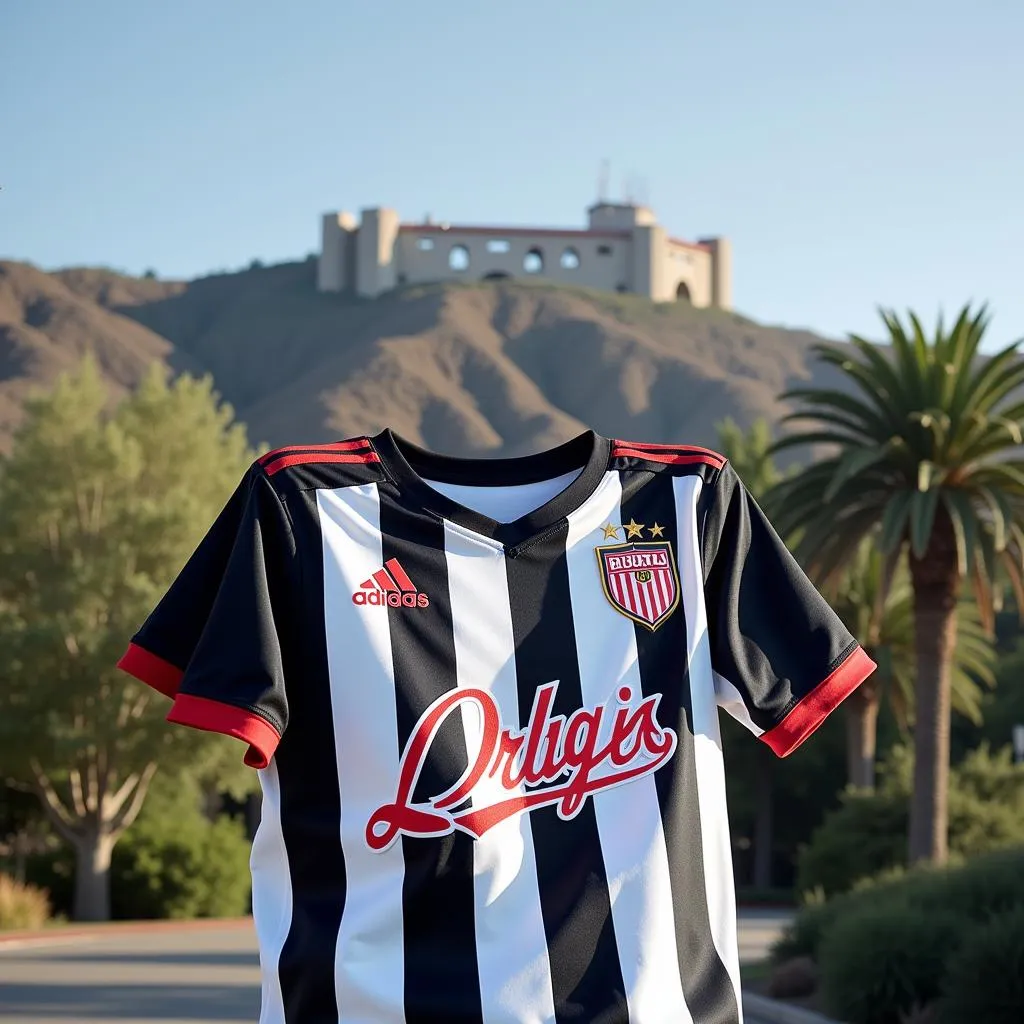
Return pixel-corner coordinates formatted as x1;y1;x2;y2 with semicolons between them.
0;257;847;458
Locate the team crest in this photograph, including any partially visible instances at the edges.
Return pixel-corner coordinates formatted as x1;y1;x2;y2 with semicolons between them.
596;540;681;631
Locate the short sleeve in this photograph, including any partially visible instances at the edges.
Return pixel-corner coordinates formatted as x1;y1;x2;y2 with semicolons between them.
117;464;297;768
701;461;876;757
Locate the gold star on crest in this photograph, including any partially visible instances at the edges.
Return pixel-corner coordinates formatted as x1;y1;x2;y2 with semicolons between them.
648;522;665;538
625;519;645;539
600;522;620;540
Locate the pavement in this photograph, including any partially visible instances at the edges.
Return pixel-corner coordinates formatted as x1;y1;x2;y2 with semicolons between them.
0;910;794;1023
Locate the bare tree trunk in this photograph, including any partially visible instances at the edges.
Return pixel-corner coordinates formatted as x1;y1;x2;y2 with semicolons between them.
845;680;880;790
908;523;959;865
72;827;115;922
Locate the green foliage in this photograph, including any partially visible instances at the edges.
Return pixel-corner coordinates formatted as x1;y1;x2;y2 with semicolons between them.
769;895;846;963
939;906;1024;1023
819;901;963;1024
796;787;908;897
797;745;1024;897
715;417;787;500
0;358;258;789
766;304;1024;617
776;845;1024;970
109;774;251;920
24;776;253;920
0;872;51;930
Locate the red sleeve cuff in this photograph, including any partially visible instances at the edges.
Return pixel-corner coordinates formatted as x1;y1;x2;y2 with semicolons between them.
116;642;183;698
166;693;281;769
760;645;877;758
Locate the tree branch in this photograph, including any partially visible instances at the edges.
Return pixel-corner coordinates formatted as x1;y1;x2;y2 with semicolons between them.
109;762;157;838
28;759;79;845
69;767;87;818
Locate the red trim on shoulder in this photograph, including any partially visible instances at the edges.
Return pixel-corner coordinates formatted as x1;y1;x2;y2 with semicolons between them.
614;440;725;457
257;439;371;466
761;646;877;758
263;450;381;476
116;642;183;698
166;693;281;769
612;444;726;468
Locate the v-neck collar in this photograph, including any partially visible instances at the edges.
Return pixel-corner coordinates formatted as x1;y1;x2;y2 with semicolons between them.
370;429;613;553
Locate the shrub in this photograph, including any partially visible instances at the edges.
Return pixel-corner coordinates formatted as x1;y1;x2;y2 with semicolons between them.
24;776;253;921
766;955;818;999
111;787;251;920
903;846;1024;924
819;902;962;1024
939;906;1024;1023
769;896;846;963
0;873;51;930
795;787;907;898
797;745;1024;898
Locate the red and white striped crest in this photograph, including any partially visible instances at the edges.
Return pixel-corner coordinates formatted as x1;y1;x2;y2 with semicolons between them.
596;541;681;631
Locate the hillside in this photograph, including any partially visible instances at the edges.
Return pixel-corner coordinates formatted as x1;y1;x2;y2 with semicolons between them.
0;257;848;458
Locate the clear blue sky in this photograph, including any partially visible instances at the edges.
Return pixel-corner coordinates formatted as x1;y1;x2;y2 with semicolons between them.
2;0;1022;348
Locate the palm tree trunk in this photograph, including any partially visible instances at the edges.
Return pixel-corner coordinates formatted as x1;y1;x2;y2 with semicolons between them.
908;527;959;865
845;680;879;789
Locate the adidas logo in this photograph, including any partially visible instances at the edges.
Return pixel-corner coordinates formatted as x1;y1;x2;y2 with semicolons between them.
352;558;430;608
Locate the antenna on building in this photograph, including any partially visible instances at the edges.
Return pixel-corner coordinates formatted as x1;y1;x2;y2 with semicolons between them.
597;159;610;202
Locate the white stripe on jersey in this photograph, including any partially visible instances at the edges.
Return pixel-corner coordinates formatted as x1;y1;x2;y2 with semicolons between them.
674;474;745;1018
443;522;557;1024
565;471;694;1024
317;484;407;1024
252;760;291;1024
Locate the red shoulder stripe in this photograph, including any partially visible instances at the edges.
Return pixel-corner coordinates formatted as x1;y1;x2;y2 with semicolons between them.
263;450;381;477
257;438;371;466
612;444;725;468
614;439;725;459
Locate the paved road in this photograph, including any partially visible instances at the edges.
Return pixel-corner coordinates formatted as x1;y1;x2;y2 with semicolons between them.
0;911;791;1023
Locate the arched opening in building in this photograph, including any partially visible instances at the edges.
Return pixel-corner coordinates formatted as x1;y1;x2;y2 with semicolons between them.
676;281;692;302
449;245;470;272
523;248;544;274
560;247;581;270
483;271;511;280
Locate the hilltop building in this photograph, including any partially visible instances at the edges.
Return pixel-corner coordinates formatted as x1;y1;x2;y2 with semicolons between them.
317;203;731;309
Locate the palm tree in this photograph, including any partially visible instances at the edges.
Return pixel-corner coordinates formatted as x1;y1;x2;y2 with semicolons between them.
830;541;996;790
765;304;1024;863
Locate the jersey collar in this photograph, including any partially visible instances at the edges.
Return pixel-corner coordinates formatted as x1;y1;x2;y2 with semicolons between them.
370;429;613;553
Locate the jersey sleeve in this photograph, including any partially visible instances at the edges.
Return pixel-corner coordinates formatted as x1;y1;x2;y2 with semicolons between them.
116;463;297;768
701;461;876;757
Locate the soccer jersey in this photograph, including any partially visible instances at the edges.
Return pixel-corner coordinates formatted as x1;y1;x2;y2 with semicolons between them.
118;429;875;1024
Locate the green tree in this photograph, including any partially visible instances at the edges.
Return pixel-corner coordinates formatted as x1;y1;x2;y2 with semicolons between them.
0;358;257;921
766;305;1024;863
716;417;783;496
831;543;996;789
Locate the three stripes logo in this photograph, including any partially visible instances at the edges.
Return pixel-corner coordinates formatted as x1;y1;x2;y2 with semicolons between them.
352;558;430;609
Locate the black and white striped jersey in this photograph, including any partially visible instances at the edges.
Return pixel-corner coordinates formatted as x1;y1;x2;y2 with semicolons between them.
118;429;875;1024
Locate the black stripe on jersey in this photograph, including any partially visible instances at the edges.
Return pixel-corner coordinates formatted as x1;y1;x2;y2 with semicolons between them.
619;468;741;1024
506;530;628;1024
276;487;347;1023
377;498;485;1024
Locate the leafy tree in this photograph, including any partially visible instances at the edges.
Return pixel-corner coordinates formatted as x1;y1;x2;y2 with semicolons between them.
830;543;996;789
0;358;257;920
716;417;784;497
766;305;1024;863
